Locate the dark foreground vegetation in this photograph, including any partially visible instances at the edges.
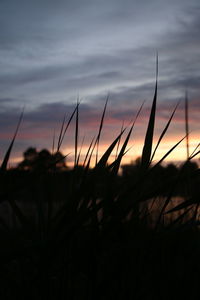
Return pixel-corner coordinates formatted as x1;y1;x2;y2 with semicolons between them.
1;75;200;299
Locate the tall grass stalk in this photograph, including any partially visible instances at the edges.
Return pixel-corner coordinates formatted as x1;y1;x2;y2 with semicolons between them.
185;91;189;159
141;55;158;171
1;108;24;172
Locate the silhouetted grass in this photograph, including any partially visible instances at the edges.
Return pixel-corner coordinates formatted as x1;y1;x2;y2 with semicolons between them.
0;71;200;299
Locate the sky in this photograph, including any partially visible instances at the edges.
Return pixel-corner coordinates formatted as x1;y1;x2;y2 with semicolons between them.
0;0;200;167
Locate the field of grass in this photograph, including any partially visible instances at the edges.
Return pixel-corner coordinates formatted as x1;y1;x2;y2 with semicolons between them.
1;73;200;299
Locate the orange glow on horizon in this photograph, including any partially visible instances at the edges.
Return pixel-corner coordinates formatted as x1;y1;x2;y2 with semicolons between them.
62;135;200;167
4;135;200;169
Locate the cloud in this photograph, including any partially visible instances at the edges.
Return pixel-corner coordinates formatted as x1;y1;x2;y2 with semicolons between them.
0;95;199;144
0;2;200;102
0;0;200;164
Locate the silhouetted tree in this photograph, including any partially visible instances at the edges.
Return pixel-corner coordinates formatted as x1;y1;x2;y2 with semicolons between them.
18;147;67;172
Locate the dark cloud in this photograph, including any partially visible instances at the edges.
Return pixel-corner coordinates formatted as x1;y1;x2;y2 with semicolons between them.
0;95;199;138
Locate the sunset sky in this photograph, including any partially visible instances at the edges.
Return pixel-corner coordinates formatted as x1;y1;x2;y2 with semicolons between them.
0;0;200;167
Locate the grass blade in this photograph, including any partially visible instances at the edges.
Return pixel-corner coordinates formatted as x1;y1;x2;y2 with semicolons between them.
83;137;95;168
58;102;80;150
189;142;200;159
185;91;189;159
165;198;197;214
151;135;186;170
112;102;144;174
150;101;180;163
74;99;79;167
57;114;66;152
1;109;24;171
115;121;124;160
167;207;193;229
95;95;109;165
95;128;126;169
52;128;56;155
141;55;158;170
77;136;85;166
